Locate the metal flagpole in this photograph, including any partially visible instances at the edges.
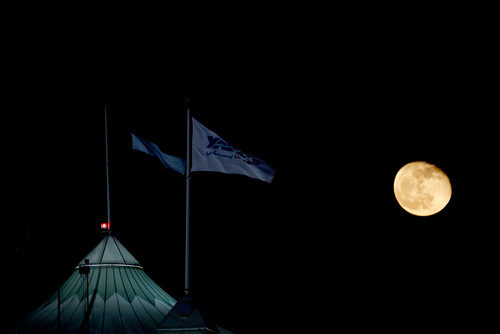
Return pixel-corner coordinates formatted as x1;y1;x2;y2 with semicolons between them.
105;105;112;230
86;264;89;334
57;288;61;334
184;96;192;294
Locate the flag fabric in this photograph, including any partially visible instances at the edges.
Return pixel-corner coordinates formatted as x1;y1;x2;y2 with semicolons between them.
132;133;186;175
191;118;275;183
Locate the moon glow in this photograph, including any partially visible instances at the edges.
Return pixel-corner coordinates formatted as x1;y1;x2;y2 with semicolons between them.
394;161;452;216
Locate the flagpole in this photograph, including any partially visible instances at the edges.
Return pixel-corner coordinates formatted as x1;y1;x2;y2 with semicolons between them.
184;96;192;294
57;288;61;334
105;105;112;230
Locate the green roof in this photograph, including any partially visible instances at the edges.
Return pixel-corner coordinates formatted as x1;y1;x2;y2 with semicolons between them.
19;234;176;334
77;233;141;267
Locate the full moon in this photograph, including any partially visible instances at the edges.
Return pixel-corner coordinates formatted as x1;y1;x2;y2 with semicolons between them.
394;161;452;216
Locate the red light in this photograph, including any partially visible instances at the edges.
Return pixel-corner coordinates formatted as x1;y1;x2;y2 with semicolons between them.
101;222;109;230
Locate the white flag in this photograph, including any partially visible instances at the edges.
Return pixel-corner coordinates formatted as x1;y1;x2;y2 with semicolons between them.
131;133;186;175
191;118;275;183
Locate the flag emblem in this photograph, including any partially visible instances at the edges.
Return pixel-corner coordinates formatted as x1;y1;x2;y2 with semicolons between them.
206;136;260;165
192;118;274;183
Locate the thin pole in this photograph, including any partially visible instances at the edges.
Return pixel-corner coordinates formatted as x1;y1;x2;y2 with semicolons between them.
86;270;89;334
57;288;61;334
105;105;112;230
184;97;192;294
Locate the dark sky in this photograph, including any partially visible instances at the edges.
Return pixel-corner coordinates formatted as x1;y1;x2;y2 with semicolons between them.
4;9;494;333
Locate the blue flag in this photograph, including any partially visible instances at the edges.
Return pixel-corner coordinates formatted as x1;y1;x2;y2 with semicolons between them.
191;118;275;183
132;133;186;175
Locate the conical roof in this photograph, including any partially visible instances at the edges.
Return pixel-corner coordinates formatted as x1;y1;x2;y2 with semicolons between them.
19;233;176;334
77;233;141;267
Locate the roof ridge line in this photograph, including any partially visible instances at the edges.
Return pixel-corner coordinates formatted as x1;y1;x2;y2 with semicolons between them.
110;234;129;264
97;234;110;264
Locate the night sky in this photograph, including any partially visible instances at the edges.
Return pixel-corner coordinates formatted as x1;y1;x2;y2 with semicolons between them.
4;9;494;333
